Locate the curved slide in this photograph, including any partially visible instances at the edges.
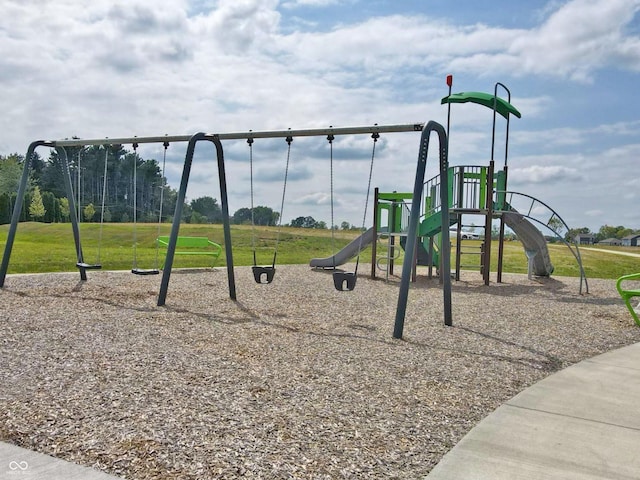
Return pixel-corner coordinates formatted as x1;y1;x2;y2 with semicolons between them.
309;227;376;268
502;211;554;276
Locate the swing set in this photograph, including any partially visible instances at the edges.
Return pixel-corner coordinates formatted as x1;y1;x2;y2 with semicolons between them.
52;140;172;276
0;122;453;337
247;133;292;285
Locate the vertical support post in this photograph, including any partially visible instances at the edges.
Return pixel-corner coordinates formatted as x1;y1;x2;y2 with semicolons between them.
157;133;236;306
211;136;237;301
371;187;379;279
482;160;495;286
57;147;89;281
454;166;465;281
427;237;434;279
497;165;508;283
389;201;396;276
394;121;451;339
0;141;52;287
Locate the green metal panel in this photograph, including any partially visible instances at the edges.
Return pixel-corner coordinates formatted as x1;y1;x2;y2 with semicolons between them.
479;167;487;209
495;169;507;210
448;167;455;208
419;210;457;237
377;192;413;201
393;203;403;233
463;172;483;180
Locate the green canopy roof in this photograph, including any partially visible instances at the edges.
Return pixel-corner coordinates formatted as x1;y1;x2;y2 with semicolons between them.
441;91;521;119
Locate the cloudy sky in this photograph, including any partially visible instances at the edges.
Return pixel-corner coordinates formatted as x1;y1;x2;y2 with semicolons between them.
2;0;639;232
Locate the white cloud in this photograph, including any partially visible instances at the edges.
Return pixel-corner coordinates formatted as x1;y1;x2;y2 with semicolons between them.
449;0;640;81
281;0;345;7
0;0;639;230
509;165;582;185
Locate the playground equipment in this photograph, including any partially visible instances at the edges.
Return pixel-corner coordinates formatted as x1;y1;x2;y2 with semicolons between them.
131;142;160;275
156;235;222;268
0;80;589;339
0;124;434;304
371;78;588;296
617;273;640;326
75;145;110;271
314;131;379;291
247;134;293;284
310;227;377;269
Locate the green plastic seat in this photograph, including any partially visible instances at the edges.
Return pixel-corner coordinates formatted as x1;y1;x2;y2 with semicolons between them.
616;273;640;326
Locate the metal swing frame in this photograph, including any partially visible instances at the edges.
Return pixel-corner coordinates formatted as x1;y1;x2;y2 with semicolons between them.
0;123;430;311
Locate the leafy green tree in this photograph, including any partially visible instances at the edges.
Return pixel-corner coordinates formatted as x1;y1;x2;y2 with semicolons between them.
290;216;322;228
341;221;351;230
0;154;25;196
232;206;278;225
59;197;70;222
29;186;45;220
83;203;96;221
190;196;221;223
252;206;278;226
0;193;11;224
41;191;59;222
232;207;252;224
595;225;633;242
40;151;68;198
190;211;206;224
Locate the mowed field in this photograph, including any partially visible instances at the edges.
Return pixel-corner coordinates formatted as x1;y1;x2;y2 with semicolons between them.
0;222;638;279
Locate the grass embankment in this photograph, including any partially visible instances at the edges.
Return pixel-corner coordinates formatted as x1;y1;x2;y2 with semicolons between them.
0;222;361;274
1;222;638;279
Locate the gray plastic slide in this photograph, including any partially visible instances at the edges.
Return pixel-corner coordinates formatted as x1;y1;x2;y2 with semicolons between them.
502;211;554;276
310;227;376;268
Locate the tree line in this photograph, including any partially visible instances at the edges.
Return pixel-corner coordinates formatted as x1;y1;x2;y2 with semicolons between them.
0;149;347;229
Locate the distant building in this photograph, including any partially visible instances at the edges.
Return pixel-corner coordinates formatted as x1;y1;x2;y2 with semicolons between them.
575;233;595;245
598;238;622;246
621;234;640;247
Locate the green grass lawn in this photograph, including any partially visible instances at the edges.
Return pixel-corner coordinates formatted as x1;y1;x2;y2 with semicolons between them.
1;222;638;279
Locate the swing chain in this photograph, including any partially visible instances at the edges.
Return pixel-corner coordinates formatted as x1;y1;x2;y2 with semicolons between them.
353;131;379;275
155;139;170;269
272;135;293;267
327;133;336;269
248;135;257;267
96;142;110;264
132;141;139;269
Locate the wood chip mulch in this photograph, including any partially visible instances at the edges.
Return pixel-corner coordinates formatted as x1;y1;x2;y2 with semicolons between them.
1;264;639;479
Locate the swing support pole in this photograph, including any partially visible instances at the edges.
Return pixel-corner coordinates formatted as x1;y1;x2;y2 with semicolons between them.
0;141;55;286
393;121;452;339
157;133;236;306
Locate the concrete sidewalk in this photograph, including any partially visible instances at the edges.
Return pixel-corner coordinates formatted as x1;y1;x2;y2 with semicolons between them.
426;342;640;479
0;442;121;479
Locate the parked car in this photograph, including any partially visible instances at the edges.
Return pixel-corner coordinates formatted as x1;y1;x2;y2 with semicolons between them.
449;227;480;240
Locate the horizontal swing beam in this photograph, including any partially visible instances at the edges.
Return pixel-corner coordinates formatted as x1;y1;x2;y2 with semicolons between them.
51;123;425;147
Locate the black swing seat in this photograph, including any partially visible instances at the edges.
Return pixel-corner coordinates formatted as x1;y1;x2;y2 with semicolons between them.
253;266;276;284
131;268;160;276
333;271;357;291
76;262;102;270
